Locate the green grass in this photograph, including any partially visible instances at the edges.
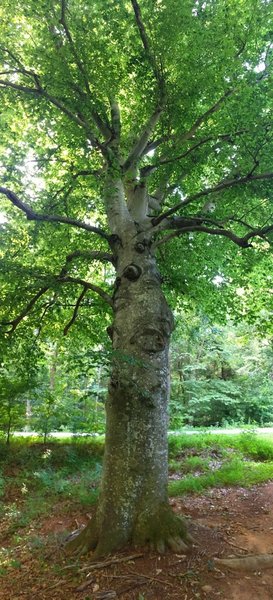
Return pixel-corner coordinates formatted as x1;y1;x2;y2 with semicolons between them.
169;455;211;473
167;431;273;494
168;431;273;461
1;431;273;535
0;438;103;532
169;457;273;495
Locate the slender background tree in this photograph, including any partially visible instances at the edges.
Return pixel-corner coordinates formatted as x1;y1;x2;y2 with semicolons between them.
0;0;273;556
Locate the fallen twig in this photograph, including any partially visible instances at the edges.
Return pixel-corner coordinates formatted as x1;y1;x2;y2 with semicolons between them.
60;562;80;570
79;553;143;572
127;569;175;588
93;593;117;599
224;538;249;552
117;580;148;595
75;576;95;592
47;579;69;590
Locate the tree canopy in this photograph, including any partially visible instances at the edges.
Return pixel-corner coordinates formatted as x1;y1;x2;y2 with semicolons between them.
0;0;273;337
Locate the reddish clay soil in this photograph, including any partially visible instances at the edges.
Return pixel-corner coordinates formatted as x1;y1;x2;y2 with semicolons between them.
1;482;273;600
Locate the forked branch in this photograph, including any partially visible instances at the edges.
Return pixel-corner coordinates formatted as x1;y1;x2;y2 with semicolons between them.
60;250;115;276
2;286;49;333
153;172;273;226
0;77;106;154
123;108;163;173
177;89;234;145
57;275;113;307
153;217;273;250
146;128;247;172
143;89;234;155
2;268;113;334
110;98;121;142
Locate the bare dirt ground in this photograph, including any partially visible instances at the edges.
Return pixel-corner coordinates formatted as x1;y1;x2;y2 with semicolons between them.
1;482;273;600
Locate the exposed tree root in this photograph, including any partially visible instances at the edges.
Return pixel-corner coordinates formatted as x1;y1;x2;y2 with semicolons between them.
64;518;98;556
214;554;273;571
133;503;193;554
64;503;193;559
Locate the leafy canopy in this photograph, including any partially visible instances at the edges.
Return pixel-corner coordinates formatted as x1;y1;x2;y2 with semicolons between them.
0;0;273;337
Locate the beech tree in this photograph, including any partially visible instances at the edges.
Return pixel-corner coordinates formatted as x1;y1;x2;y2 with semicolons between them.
0;0;273;556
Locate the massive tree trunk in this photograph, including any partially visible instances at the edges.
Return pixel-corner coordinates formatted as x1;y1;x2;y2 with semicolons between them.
66;218;191;557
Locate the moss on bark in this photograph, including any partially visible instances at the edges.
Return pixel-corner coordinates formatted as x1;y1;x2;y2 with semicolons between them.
133;502;191;553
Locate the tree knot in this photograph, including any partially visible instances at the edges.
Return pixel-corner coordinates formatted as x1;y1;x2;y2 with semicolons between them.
122;264;142;281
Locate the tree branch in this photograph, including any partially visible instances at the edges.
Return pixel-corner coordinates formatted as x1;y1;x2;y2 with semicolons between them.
63;285;88;335
152;172;273;226
2;286;49;333
153;214;273;250
153;225;252;249
177;89;234;144
123;108;163;173
130;0;165;103
1;261;113;333
59;250;115;277
126;0;165;176
0;77;107;155
59;0;111;139
0;186;110;241
141;89;234;155
244;223;273;243
49;168;103;210
146;128;247;172
57;275;113;307
110;98;121;142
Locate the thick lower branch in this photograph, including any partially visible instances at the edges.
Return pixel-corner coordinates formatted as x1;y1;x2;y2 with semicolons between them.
1;271;112;334
60;251;115;277
0;187;109;241
57;276;113;307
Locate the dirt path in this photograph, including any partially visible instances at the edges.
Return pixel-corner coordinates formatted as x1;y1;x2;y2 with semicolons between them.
1;482;273;599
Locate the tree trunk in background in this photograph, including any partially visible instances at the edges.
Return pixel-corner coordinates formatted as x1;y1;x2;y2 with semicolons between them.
67;237;191;557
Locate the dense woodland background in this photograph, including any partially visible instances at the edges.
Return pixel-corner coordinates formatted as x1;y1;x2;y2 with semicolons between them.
1;308;273;442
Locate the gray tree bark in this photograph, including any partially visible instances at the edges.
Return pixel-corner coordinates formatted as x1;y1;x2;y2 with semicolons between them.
66;195;191;556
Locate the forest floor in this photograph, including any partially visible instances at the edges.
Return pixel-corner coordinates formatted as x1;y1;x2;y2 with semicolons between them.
1;480;273;600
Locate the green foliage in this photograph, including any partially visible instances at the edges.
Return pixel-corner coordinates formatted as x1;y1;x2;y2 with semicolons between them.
169;457;273;495
169;455;211;473
0;471;5;498
168;431;273;461
169;314;273;428
0;0;273;339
